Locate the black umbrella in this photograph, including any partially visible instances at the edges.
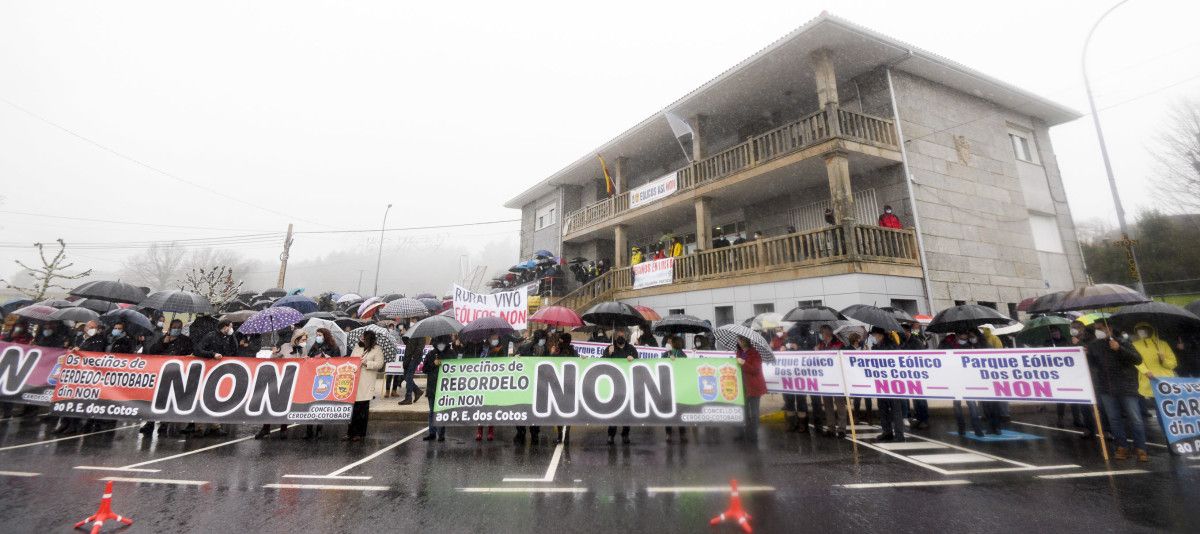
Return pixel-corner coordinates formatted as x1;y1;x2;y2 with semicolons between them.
51;307;100;323
460;316;515;343
414;293;436;299
881;306;917;324
382;293;405;302
221;299;252;312
334;318;367;330
1052;284;1149;312
250;299;273;311
652;314;712;335
1111;301;1200;338
1;298;34;318
926;304;1016;334
841;304;903;332
581;301;644;328
220;310;257;323
261;288;287;298
236;291;258;301
409;315;464;339
37;299;76;309
417;298;443;314
100;308;156;336
70;280;148;304
75;299;119;313
782;305;845;323
1185;300;1200;318
1025;291;1066;314
303;311;337;321
189;315;220;341
140;290;215;314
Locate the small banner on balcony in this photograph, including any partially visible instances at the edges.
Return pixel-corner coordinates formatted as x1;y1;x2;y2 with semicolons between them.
628;173;678;209
632;257;674;289
452;283;529;329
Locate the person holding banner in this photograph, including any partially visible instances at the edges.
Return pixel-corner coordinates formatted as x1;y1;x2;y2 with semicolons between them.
662;335;689;443
346;330;385;442
146;319;192;356
106;322;136;354
1087;321;1148;462
605;333;638;445
870;327;905;442
35;321;68;349
2;321;32;344
550;333;579;444
941;332;986;437
422;336;454;442
514;331;547;445
257;330;311;440
815;326;848;438
736;336;766;445
471;334;507;441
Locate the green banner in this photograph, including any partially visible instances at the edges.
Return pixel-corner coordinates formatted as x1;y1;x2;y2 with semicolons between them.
432;357;745;426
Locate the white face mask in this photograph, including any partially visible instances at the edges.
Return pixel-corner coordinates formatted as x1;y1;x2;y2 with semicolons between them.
1069;328;1080;337
1136;329;1149;340
315;335;324;344
224;328;234;336
775;331;784;338
957;339;968;346
436;343;446;351
12;327;22;334
86;328;97;337
490;339;500;347
537;339;545;346
156;321;164;328
1094;330;1108;340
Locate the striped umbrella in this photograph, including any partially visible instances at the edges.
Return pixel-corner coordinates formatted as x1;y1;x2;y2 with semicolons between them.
713;324;775;362
238;307;304;334
357;297;384;317
140;290;214;314
380;298;429;320
360;301;387;320
347;324;400;361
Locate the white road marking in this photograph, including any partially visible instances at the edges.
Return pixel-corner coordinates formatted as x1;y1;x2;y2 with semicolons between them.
846;424;1075;475
264;483;390;491
503;443;565;482
458;487;588;494
1187;455;1200;461
1011;420;1169;449
1037;469;1150;479
101;476;209;486
645;485;776;494
0;470;40;477
282;474;374;480
908;453;996;465
934;465;1078;475
325;429;426;477
75;467;161;473
875;442;949;451
838;480;972;489
0;424;137;452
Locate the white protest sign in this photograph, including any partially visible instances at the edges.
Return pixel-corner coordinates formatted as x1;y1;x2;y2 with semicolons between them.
629;173;678;209
763;351;845;396
632;257;673;289
452;284;529;329
953;347;1094;404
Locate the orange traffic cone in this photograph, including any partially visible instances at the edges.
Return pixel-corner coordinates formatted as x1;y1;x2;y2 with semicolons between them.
74;481;133;534
709;479;752;533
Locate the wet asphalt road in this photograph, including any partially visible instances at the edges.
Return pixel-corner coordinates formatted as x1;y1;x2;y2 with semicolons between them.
0;409;1198;533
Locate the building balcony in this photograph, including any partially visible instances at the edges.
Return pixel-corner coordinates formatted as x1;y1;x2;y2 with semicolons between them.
554;223;921;313
561;106;901;239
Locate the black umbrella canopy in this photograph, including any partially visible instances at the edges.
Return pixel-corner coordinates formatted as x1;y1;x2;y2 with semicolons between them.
37;299;76;309
417;298;443;314
460;316;515;343
1111;301;1200;337
51;306;100;323
581;301;644;328
414;293;436;299
381;293;405;303
75;299;119;313
1186;300;1200;318
408;315;464;339
70;280;148;304
881;306;917;324
100;308;155;336
303;311;337;320
840;304;903;332
189;315;220;341
334;318;367;330
652;314;712;335
221;299;252;313
1052;284;1149;312
782;305;845;323
12;305;58;322
140;290;214;314
926;304;1016;334
261;288;287;298
1026;291;1066;314
1;299;34;318
220;310;257;323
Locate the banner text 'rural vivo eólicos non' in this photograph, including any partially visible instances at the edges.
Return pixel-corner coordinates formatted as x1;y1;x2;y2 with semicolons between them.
452;284;528;329
50;352;362;424
432;356;744;426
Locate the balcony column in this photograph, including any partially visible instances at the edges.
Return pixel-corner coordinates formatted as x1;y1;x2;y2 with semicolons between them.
614;224;628;267
824;150;855;224
694;197;712;251
613;156;629;194
688;115;709;161
811;48;839;108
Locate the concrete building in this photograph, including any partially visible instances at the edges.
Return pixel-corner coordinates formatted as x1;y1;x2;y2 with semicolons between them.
504;13;1086;325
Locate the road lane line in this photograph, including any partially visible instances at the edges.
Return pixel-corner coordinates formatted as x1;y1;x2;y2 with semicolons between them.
939;464;1078;475
75;467;161;473
875;442;949;451
838;480;972;489
1011;420;1168;449
1036;469;1150;479
503;443;564;482
264;483;390;491
0;470;40;477
101;476;209;486
646;485;775;494
0;424;137;452
908;452;996;465
282;475;373;480
458;487;588;493
326;428;426;476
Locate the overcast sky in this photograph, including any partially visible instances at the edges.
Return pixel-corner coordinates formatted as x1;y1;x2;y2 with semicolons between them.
1;1;1197;292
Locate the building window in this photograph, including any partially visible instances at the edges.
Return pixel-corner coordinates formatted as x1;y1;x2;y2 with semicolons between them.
1008;128;1039;164
978;301;997;310
535;204;557;231
668;308;685;316
889;299;918;315
1028;214;1065;254
715;306;734;327
753;303;775;315
796;299;823;309
954;300;966;307
1007;303;1019;319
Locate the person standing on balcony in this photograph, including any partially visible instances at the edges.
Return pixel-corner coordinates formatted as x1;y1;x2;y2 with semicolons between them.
671;238;683;257
630;246;644;265
712;231;730;249
878;205;903;229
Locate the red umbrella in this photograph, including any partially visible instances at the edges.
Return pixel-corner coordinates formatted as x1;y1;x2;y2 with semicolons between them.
634;305;661;322
529;305;584;328
1017;296;1036;312
359;301;386;320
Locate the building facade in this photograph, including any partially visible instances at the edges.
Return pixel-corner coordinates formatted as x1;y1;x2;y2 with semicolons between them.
505;13;1086;326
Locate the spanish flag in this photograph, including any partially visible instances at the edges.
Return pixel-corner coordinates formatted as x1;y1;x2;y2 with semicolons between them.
598;154;614;196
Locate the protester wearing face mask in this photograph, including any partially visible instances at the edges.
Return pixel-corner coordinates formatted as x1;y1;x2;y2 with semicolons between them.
940;331;985;437
513;330;545;445
468;334;507;441
195;321;238;359
1044;325;1084;429
636;325;658;348
422;336;456;442
770;328;787;351
74;320;108;352
878;204;903;229
147;319;193;356
661;335;690;443
869;327;905;442
3;321;33;344
307;328;342;357
34;321;67;349
1087;321;1147;461
345;330;385;442
106;322;137;354
397;336;425;406
1130;322;1177;411
604;332;638;445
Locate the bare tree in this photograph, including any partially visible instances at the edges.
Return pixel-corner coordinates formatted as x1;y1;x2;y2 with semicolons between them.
121;242;187;290
1;239;93;300
180;266;243;307
1152;98;1200;213
184;248;255;280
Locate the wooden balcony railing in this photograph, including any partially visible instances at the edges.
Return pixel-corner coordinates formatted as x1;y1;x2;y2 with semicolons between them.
554;224;919;312
563;106;898;235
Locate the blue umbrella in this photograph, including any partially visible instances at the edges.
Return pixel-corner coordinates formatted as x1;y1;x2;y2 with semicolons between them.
239;307;304;334
272;295;318;314
533;249;554;258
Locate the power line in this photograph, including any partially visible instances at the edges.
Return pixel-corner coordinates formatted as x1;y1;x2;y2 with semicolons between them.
295;219;521;235
0;210;262;232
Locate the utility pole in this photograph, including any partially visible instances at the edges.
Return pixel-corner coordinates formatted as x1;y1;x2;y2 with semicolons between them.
356;269;367;295
372;204;393;296
277;223;294;288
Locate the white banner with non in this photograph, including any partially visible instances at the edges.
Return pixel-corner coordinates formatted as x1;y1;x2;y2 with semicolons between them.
452;284;529;329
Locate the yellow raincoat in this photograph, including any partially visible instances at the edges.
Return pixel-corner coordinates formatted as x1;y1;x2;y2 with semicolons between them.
630;247;643;265
1132;322;1177;398
671;242;683;257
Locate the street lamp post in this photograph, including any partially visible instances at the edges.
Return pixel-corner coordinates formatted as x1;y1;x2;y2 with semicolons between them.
372;204;393;296
1082;0;1146;294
